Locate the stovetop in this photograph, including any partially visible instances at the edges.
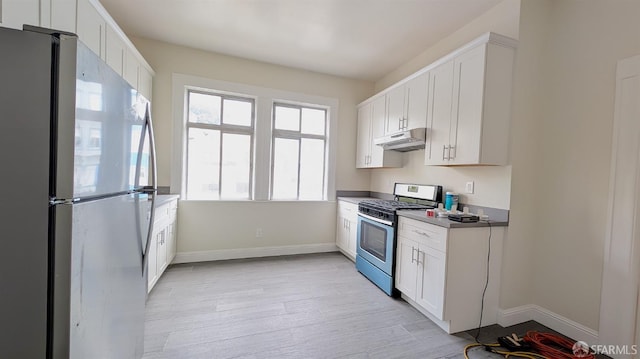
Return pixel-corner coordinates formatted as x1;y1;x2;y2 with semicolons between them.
357;184;443;225
359;199;432;212
358;200;435;224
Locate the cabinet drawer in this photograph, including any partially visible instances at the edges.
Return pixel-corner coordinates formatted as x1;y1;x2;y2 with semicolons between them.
338;201;358;222
155;201;177;225
399;217;447;252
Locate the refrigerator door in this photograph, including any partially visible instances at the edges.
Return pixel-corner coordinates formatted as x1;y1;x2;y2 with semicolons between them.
0;26;53;359
55;39;147;200
56;194;149;359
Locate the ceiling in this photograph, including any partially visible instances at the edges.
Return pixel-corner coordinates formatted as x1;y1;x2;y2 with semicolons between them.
99;0;503;81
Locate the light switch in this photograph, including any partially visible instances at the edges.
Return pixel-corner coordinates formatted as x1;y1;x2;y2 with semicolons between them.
465;181;475;194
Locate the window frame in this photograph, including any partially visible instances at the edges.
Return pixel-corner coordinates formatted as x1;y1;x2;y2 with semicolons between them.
185;89;256;200
172;73;338;202
270;102;328;200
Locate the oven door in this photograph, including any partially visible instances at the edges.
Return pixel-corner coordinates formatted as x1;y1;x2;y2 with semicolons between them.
356;214;395;275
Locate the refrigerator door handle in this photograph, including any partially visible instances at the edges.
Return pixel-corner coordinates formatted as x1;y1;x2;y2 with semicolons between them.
141;104;158;275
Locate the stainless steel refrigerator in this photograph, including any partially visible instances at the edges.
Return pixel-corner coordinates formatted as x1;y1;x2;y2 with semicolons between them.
0;26;157;358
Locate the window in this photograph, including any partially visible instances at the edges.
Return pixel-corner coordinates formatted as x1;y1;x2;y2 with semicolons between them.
185;90;254;200
271;104;327;200
173;74;337;201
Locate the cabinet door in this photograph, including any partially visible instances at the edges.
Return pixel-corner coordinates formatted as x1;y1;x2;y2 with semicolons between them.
416;246;446;319
386;86;405;134
1;0;40;29
105;24;125;76
369;95;388;167
425;60;454;165
346;217;357;256
124;48;140;89
405;73;429;130
156;228;168;274
167;223;176;264
139;66;153;101
335;214;348;251
147;230;158;290
51;0;77;33
450;44;486;165
355;104;372;168
395;236;418;300
77;0;106;59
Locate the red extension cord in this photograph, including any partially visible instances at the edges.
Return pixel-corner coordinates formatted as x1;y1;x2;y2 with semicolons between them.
524;331;596;359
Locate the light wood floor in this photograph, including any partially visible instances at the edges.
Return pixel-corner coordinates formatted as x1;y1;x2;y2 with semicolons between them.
142;252;552;359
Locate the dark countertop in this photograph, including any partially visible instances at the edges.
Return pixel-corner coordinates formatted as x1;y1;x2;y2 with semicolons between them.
155;194;179;207
397;209;509;228
337;197;377;205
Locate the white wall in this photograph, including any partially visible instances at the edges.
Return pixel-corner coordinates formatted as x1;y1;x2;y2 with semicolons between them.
130;37;374;255
498;0;549;312
525;0;640;331
369;0;521;209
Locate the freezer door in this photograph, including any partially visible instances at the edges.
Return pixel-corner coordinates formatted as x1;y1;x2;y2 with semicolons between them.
0;26;53;359
54;194;149;359
55;40;148;200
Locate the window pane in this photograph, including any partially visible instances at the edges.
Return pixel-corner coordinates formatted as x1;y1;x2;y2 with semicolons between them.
301;108;326;135
188;92;221;125
187;128;220;199
299;139;325;200
274;106;300;131
223;99;252;127
221;133;251;199
272;138;299;199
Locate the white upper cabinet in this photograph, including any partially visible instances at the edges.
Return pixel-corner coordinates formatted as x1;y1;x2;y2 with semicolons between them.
425;35;516;166
356;96;402;168
405;73;429;130
357;32;516;168
356;104;372;168
1;0;40;29
385;72;429;135
105;24;126;76
50;0;77;33
124;47;140;89
77;0;106;59
386;85;405;134
425;61;455;164
139;66;153;101
1;0;155;102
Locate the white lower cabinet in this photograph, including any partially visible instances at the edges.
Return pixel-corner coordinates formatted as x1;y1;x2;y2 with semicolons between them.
336;200;358;261
395;216;504;333
147;197;178;293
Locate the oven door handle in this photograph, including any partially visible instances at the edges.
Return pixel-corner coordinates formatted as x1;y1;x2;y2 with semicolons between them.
358;213;393;227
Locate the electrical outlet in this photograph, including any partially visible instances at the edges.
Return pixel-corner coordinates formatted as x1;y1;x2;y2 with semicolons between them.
465;181;475;194
256;228;263;238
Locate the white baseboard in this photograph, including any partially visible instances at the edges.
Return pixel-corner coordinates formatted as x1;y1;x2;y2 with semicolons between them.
173;243;338;264
497;304;538;327
498;305;599;344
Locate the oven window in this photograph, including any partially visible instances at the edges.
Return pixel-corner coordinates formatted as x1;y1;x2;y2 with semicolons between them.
361;221;388;262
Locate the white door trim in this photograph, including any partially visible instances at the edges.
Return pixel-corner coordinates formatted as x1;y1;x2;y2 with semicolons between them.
599;54;640;357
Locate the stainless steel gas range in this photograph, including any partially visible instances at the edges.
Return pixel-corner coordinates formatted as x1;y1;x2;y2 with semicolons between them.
356;183;443;296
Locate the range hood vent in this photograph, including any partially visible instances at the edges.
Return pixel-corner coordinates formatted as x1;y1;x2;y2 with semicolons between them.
373;128;426;152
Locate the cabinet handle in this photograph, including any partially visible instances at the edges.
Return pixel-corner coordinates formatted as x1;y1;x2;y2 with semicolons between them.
411;246;416;263
442;145;447;160
417;250;425;266
413;229;431;237
449;145;456;159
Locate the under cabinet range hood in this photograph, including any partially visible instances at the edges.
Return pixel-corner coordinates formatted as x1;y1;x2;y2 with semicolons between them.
374;128;426;152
